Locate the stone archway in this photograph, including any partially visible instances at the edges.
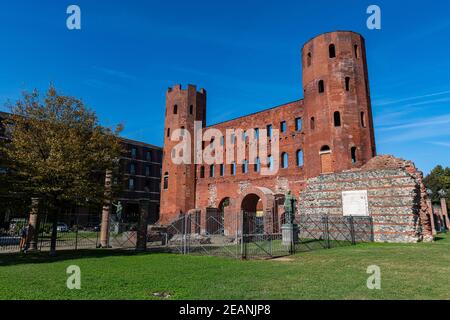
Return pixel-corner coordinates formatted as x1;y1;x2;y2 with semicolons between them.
238;187;275;234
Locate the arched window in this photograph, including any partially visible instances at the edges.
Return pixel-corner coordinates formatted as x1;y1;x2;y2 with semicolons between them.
173;105;178;114
320;145;331;153
345;77;350;91
307;52;312;67
254;157;260;172
200;166;205;178
351;147;357;164
329;44;336;58
190;105;194;115
281;152;288;169
310;117;315;130
210;165;215;178
334;111;341;127
296;150;304;167
360;112;366;128
242;160;248;174
163;172;169;190
354;45;359;59
318;80;325;93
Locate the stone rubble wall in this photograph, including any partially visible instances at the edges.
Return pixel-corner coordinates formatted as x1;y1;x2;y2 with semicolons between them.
299;156;433;243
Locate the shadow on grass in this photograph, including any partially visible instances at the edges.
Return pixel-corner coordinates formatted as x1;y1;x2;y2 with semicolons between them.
0;248;171;267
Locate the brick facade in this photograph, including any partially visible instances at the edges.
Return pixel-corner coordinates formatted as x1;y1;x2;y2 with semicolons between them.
159;31;433;242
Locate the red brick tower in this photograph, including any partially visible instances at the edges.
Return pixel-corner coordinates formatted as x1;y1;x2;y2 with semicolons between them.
159;84;206;224
302;31;376;178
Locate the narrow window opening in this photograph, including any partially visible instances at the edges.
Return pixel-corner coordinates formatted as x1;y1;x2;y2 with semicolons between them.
254;157;260;172
295;118;302;131
318;80;325;93
189;105;194;115
351;147;357;164
163;172;169;190
361;112;366;128
307;52;312;67
310;117;315;130
173;105;178;114
220;164;225;177
280;121;286;133
334;111;341;127
167;128;171;137
354;45;359;59
200;166;205;178
329;44;336;58
242;160;248;174
210;165;215;178
296;150;304;167
345;77;350;91
281;152;288;169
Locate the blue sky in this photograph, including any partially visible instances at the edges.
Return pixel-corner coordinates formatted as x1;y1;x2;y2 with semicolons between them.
0;0;449;174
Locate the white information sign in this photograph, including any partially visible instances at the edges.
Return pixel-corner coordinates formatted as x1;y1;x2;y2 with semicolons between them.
342;190;369;217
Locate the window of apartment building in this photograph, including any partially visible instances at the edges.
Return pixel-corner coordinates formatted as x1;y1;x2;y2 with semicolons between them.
130;163;136;175
145;166;150;176
280;121;286;133
295;118;302;132
146;151;152;162
131;147;137;158
128;178;135;190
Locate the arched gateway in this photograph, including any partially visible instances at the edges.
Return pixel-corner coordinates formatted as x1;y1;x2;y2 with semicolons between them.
238;187;276;234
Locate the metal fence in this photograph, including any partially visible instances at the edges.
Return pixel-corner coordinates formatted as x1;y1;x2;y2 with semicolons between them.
160;212;374;260
1;211;141;254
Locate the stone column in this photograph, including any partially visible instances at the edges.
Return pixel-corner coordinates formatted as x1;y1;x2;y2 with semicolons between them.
136;200;149;251
100;170;113;248
441;198;450;230
427;199;437;236
27;198;40;251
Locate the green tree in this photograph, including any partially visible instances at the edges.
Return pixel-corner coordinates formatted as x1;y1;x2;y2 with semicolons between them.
0;87;123;254
423;165;450;206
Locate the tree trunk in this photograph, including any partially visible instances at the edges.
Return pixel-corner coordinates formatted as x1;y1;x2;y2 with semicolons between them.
50;208;59;256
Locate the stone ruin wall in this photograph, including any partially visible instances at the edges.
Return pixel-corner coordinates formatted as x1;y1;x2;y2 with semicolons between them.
298;155;434;243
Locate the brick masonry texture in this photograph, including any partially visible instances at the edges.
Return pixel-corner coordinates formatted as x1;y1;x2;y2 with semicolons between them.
299;155;433;243
158;31;433;243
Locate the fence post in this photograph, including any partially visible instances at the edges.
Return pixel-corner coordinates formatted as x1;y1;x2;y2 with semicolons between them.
349;216;356;245
75;214;79;251
183;213;189;255
240;211;246;259
323;215;330;249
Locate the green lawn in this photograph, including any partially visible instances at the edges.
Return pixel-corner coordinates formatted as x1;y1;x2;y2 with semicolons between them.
1;233;449;300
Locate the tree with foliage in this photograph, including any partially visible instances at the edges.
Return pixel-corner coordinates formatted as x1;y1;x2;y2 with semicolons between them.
423;165;450;206
0;86;123;254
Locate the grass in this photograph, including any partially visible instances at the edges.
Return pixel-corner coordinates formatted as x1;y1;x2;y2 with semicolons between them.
0;233;449;300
